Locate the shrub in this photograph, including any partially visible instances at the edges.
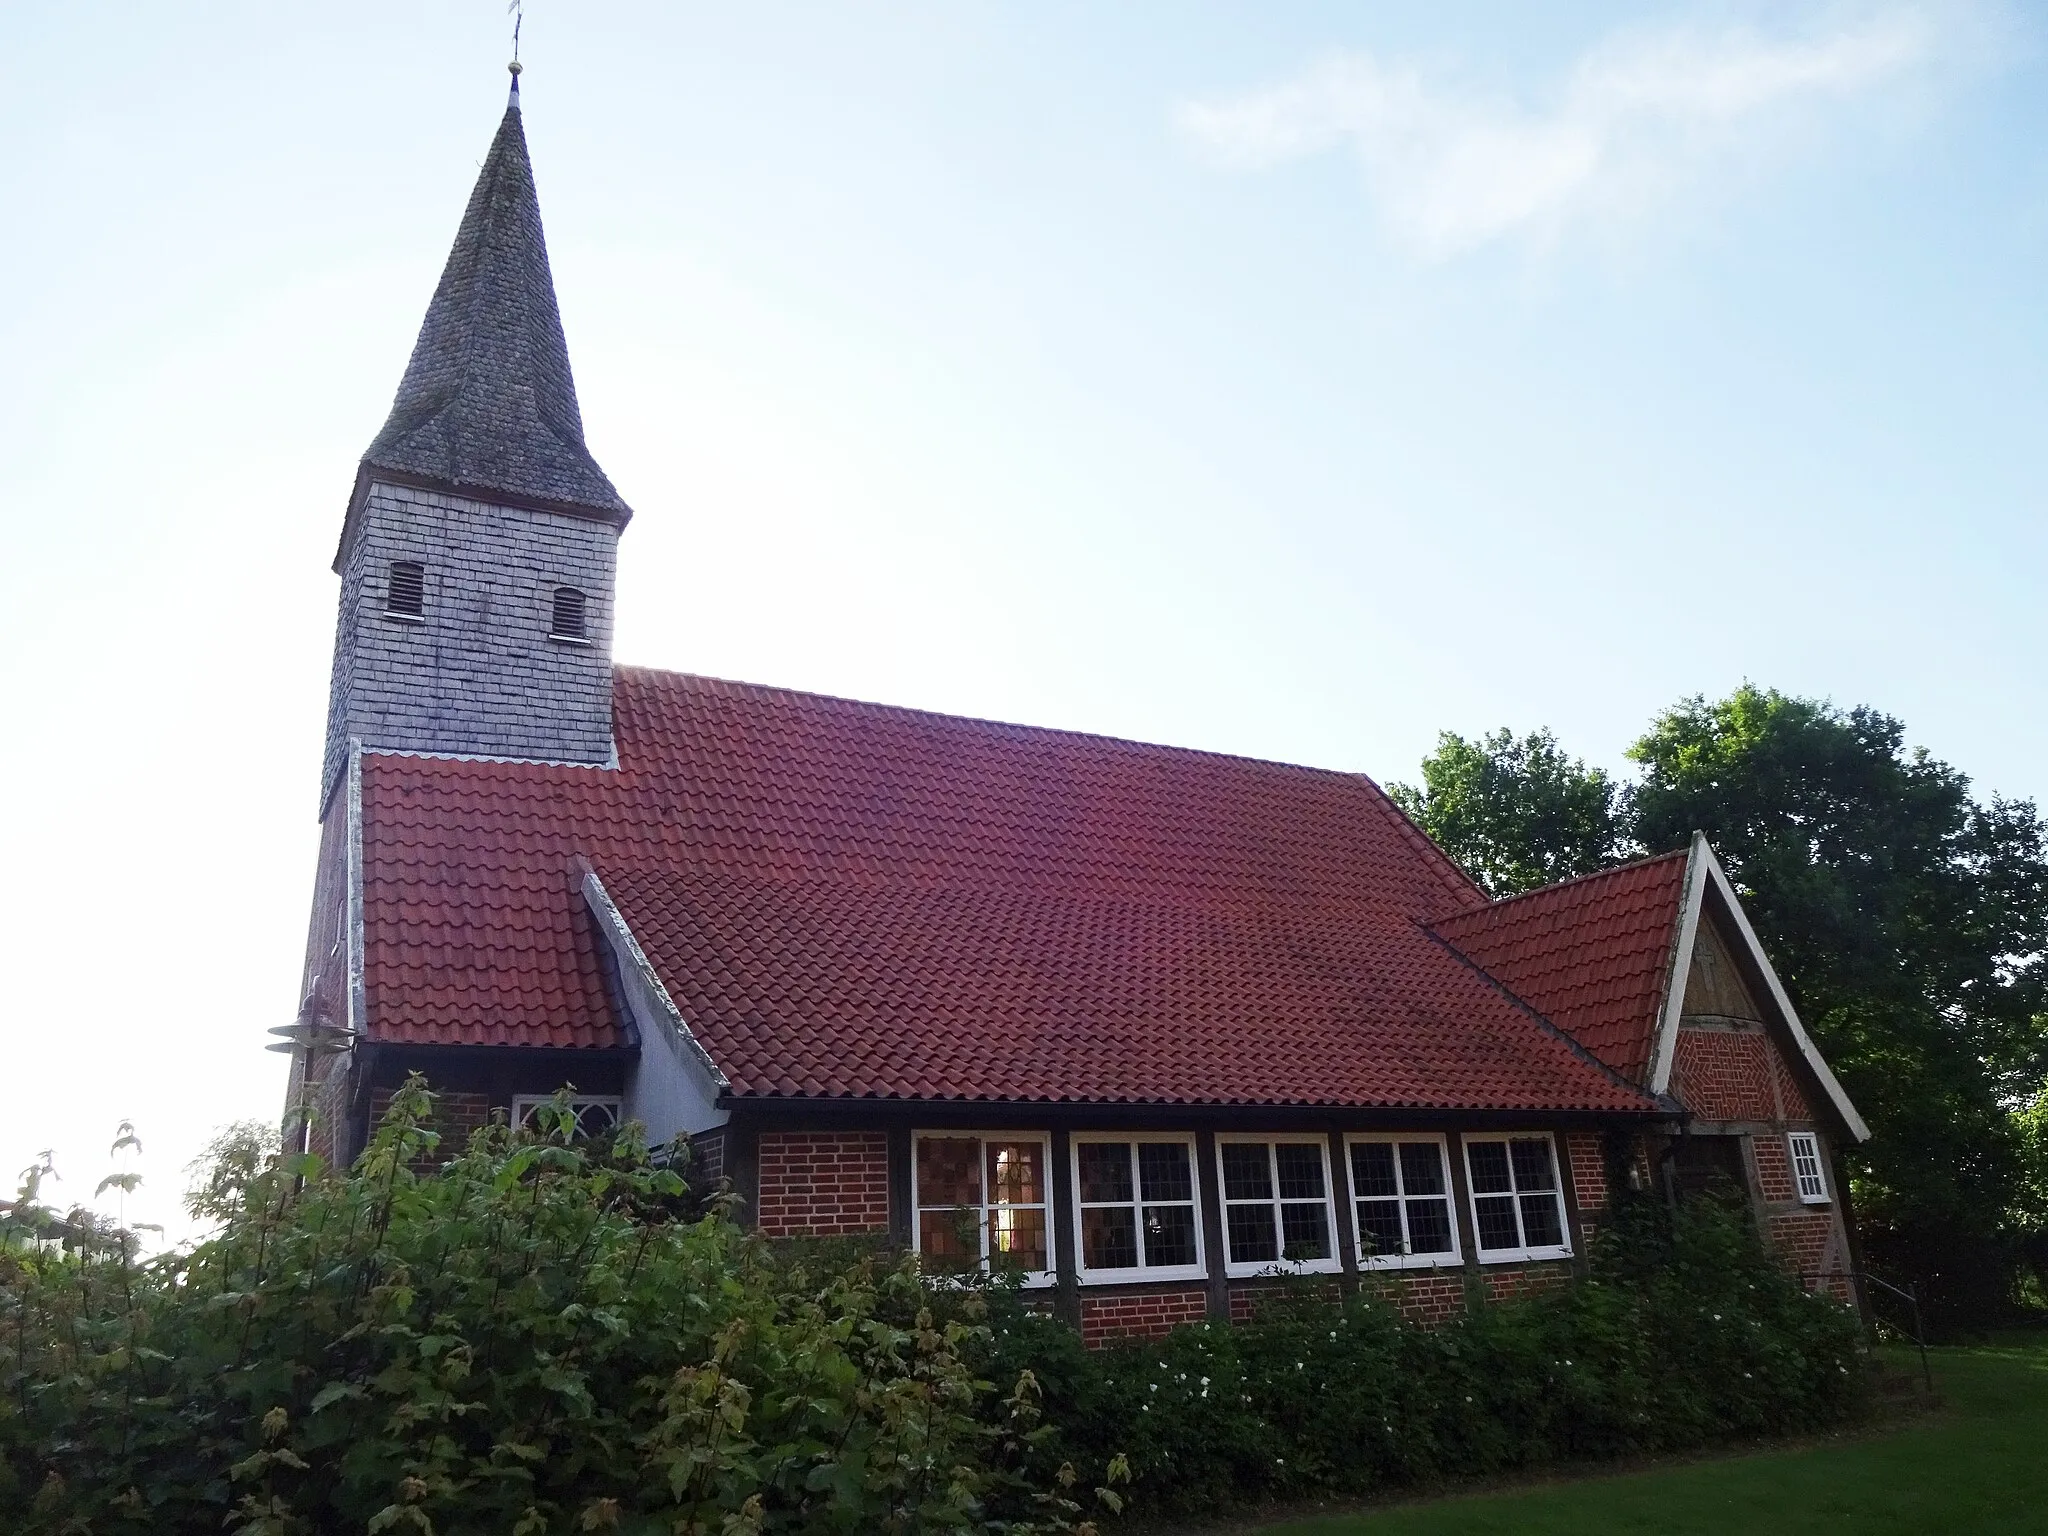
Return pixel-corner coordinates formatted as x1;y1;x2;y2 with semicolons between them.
0;1081;1116;1535
972;1192;1869;1518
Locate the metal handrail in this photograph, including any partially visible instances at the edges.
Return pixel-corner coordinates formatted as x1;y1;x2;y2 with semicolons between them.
1802;1268;1933;1394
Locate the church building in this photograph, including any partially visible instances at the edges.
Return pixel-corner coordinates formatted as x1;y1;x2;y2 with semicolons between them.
288;74;1868;1344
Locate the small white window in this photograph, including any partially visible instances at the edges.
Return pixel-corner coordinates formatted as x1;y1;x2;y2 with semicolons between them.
511;1095;621;1139
912;1132;1054;1286
1071;1134;1205;1283
549;585;589;642
1787;1132;1830;1204
1215;1135;1341;1277
1345;1134;1462;1269
1463;1134;1573;1263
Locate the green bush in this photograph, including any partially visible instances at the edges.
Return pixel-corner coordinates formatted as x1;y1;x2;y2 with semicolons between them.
0;1086;1867;1530
0;1081;1116;1535
971;1193;1870;1517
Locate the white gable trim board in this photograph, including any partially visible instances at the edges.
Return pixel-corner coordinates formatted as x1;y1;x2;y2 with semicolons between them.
1647;834;1870;1143
580;869;731;1144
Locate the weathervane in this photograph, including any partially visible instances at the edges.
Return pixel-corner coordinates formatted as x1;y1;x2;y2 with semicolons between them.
509;0;524;77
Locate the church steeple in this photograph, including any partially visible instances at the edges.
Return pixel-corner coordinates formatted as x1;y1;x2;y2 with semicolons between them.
352;67;629;532
320;72;626;809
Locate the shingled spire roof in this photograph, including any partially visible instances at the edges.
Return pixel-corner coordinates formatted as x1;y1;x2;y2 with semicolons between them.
355;73;630;530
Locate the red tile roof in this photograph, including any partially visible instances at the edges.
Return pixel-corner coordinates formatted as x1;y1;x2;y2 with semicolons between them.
357;668;1658;1112
1429;851;1691;1083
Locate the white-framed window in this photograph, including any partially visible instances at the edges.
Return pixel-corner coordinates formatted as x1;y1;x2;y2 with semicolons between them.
1787;1131;1830;1204
1215;1135;1341;1277
1463;1134;1573;1263
912;1132;1054;1286
1070;1133;1206;1284
1345;1134;1462;1269
511;1095;622;1139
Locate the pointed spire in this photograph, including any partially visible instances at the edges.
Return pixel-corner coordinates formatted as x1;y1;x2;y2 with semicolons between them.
358;72;630;524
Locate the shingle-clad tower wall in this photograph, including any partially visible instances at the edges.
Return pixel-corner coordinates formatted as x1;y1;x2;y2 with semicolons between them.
320;73;630;809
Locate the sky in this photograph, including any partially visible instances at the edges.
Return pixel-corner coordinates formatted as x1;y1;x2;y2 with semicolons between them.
1;1;2042;1241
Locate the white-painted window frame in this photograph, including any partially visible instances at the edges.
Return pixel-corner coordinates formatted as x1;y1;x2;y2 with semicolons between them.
1214;1133;1343;1279
1069;1132;1207;1285
1461;1132;1574;1264
911;1130;1056;1289
1343;1133;1463;1271
1787;1131;1830;1204
510;1094;623;1138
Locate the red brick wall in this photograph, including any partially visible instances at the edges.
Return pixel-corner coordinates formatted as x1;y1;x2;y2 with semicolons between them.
367;1088;495;1153
1564;1130;1607;1215
1670;1029;1776;1121
756;1130;890;1237
1482;1261;1573;1304
1752;1133;1796;1203
1359;1270;1467;1326
1081;1286;1209;1347
1767;1209;1845;1297
1769;1043;1814;1122
687;1127;727;1185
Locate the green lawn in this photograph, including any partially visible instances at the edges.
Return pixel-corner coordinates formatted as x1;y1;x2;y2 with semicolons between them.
1247;1335;2048;1536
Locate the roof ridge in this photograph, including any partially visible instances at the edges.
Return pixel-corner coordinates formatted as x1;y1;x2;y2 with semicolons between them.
1430;845;1691;928
615;664;1404;786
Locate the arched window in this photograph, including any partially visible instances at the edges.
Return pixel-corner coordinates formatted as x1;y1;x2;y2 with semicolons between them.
549;585;589;641
385;560;426;619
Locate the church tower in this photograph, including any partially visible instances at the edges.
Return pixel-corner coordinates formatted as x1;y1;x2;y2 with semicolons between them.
320;69;629;808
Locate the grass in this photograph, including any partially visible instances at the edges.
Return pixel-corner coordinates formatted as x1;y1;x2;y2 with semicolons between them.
1240;1335;2048;1535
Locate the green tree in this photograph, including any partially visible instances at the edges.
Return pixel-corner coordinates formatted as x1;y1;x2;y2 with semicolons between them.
1389;728;1629;897
1629;687;2048;1321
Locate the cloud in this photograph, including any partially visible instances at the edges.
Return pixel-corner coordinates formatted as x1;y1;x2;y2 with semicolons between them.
1178;7;1957;257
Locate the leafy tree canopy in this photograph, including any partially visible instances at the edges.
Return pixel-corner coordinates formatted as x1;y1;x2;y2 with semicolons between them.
1389;727;1627;898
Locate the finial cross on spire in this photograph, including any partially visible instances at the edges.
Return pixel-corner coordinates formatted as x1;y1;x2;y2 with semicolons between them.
507;0;524;106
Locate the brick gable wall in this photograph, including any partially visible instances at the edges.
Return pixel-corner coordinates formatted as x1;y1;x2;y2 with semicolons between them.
1670;1028;1777;1122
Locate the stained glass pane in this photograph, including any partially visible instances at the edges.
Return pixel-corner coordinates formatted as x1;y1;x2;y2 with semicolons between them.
1280;1200;1329;1260
919;1208;978;1267
1467;1141;1512;1195
917;1137;980;1207
1082;1205;1139;1269
1399;1141;1446;1197
1222;1144;1272;1202
1350;1142;1397;1199
1405;1197;1454;1254
1143;1203;1199;1268
1474;1194;1521;1251
1509;1138;1556;1192
1519;1192;1563;1249
986;1141;1044;1205
1227;1201;1278;1262
1077;1142;1132;1204
1275;1143;1326;1200
1139;1142;1194;1203
1356;1200;1404;1259
989;1206;1047;1272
